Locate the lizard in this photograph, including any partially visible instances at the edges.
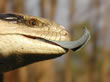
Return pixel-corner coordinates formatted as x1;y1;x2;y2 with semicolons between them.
0;13;90;81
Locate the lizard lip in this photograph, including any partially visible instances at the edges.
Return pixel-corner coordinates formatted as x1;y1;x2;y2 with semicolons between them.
23;35;66;49
23;27;90;51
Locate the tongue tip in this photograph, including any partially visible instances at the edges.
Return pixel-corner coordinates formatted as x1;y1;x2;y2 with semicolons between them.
71;26;90;51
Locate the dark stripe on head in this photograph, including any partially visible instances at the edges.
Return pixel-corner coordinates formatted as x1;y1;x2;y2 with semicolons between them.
0;13;24;23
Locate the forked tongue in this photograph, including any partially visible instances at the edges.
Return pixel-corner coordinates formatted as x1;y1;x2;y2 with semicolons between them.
51;27;90;51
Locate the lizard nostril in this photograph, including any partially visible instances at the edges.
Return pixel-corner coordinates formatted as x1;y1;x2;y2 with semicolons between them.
62;32;67;36
61;30;68;36
60;30;71;41
64;32;68;36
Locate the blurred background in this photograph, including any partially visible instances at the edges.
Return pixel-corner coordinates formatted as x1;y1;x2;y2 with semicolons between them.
0;0;109;82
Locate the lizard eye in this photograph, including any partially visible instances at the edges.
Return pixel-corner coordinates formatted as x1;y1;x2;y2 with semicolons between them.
29;19;38;26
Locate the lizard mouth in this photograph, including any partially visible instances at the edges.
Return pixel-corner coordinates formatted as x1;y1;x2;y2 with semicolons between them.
23;27;90;51
23;35;67;50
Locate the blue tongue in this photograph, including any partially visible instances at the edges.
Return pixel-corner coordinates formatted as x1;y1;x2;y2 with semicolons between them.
50;27;90;51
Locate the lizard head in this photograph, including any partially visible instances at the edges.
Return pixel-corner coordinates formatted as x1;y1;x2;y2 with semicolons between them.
0;13;90;73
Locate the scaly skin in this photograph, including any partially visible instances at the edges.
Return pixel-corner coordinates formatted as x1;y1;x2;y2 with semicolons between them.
0;13;71;73
0;13;90;73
